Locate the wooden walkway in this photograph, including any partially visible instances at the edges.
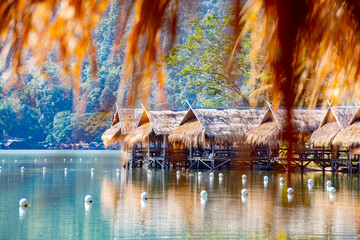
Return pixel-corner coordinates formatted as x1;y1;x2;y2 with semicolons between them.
127;146;360;173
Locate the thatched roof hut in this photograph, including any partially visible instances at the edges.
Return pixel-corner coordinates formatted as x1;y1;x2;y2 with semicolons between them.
123;109;187;146
332;107;360;147
101;109;143;147
309;106;357;146
168;107;267;147
247;108;326;146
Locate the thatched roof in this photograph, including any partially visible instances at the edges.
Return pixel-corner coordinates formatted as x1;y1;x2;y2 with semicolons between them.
309;106;357;146
247;108;326;146
168;108;267;147
102;122;122;148
101;109;143;147
332;107;360;147
123;109;187;146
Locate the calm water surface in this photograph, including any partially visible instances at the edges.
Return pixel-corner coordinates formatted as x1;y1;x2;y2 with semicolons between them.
0;150;360;239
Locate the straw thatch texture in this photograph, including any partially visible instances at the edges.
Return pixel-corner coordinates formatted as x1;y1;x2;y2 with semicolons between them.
101;122;121;148
246;122;279;146
309;107;357;146
101;109;143;147
275;109;326;134
168;118;205;146
246;108;325;146
168;108;267;146
333;121;360;147
123;110;187;146
147;110;187;135
123;122;153;146
309;122;340;146
332;107;358;129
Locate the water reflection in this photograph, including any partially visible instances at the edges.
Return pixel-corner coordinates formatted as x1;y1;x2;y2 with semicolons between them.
97;170;360;238
2;152;360;239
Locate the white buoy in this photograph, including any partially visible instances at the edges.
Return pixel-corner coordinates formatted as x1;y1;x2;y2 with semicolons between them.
242;174;247;179
43;167;46;171
21;166;25;171
116;169;121;174
264;181;269;188
95;158;97;162
63;158;66;162
198;172;203;177
241;189;248;196
264;176;269;182
329;192;336;202
84;195;93;203
15;160;17;163
280;177;285;182
328;186;336;193
141;192;148;200
80;158;82;162
242;179;247;186
2;159;4;163
0;166;2;170
85;202;92;213
241;195;248;203
44;158;47;162
176;170;181;176
19;198;29;207
70;158;72;162
200;190;208;199
287;188;294;194
308;179;313;185
141;199;148;208
209;172;214;178
91;168;95;173
326;180;332;187
147;169;152;175
34;159;37;162
64;168;68;172
287;193;294;202
219;173;223;179
19;207;26;220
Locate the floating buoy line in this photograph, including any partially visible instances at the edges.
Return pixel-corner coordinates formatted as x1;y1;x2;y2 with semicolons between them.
3;161;344;213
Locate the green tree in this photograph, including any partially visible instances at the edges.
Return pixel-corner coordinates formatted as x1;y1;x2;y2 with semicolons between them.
164;12;253;107
48;111;73;144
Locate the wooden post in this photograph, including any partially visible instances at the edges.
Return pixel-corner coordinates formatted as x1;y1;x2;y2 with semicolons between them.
190;143;192;159
349;147;352;173
267;143;271;169
211;137;215;169
163;135;166;157
147;137;150;164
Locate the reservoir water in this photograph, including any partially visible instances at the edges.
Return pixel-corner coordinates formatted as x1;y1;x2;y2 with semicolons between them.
0;150;360;239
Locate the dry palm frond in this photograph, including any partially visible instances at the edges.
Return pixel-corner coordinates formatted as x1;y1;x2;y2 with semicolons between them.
240;0;360;107
0;0;111;94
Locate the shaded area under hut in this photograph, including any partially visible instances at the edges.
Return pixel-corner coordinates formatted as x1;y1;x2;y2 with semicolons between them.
101;109;143;148
246;107;326;170
123;109;187;168
168;107;267;169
